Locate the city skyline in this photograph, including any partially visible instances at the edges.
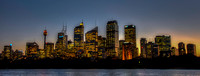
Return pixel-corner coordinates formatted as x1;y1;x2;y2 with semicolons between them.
0;0;200;56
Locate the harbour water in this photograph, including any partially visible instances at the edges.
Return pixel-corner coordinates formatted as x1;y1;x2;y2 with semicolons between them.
0;69;200;76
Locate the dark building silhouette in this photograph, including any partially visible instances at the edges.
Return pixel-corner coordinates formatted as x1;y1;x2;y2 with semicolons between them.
171;47;177;56
140;38;147;58
106;20;119;57
178;42;186;55
187;44;196;56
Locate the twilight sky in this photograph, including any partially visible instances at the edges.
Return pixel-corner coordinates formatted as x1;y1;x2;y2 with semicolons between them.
0;0;200;56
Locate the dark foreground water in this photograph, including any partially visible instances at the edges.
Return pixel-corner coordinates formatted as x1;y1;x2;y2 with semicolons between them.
0;69;200;76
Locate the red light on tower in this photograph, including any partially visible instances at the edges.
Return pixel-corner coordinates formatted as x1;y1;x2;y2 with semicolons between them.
43;30;48;36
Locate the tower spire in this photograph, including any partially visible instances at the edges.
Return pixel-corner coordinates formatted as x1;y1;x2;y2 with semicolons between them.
62;22;65;33
43;26;47;49
65;23;67;35
95;18;97;26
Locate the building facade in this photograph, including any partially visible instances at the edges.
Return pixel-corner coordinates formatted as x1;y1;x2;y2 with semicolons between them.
155;35;171;57
85;27;98;58
122;42;133;60
119;40;125;59
46;42;54;58
55;32;67;57
13;50;23;60
124;25;137;58
146;42;153;58
26;42;39;58
140;38;147;58
98;36;106;59
106;20;119;57
2;45;13;59
74;22;84;52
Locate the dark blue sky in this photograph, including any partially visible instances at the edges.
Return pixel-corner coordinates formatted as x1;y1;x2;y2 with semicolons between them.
0;0;200;56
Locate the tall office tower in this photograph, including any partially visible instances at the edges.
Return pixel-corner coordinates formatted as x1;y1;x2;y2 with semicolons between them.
46;42;54;58
43;28;47;49
98;36;106;59
124;25;137;58
55;26;67;57
146;42;154;58
106;20;119;57
26;42;39;58
178;42;186;55
85;27;98;57
119;40;125;59
155;35;171;57
122;42;133;60
74;22;84;52
187;44;196;56
2;44;13;59
140;38;147;58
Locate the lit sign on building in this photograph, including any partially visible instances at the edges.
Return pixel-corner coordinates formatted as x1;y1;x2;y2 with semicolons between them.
59;36;63;38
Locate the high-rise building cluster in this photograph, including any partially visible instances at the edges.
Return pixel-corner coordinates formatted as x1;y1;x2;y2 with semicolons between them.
0;20;197;60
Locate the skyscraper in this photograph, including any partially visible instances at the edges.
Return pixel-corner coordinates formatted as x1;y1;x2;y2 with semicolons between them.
74;22;84;52
125;25;136;44
55;26;67;57
140;38;147;58
26;42;39;58
85;27;98;57
124;25;137;58
178;42;186;55
187;44;196;56
155;35;171;57
106;20;119;57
